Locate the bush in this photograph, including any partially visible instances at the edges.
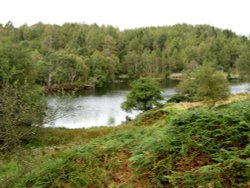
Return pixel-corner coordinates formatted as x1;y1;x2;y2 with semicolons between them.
178;64;230;104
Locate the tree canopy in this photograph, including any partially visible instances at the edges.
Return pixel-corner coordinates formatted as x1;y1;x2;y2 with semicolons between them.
0;23;249;87
236;47;250;81
0;43;46;152
121;77;163;112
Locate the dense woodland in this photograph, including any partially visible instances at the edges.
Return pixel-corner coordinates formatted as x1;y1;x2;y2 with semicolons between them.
1;22;250;87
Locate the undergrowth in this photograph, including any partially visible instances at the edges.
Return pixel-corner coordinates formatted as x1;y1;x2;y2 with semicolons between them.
0;99;249;187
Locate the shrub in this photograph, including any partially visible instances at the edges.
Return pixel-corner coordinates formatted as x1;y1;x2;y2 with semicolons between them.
178;65;230;104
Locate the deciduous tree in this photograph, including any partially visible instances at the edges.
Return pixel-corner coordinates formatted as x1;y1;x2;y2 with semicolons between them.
0;43;46;152
178;65;230;104
121;77;163;112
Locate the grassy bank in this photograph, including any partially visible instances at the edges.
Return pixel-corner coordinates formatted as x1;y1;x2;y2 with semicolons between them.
0;94;249;187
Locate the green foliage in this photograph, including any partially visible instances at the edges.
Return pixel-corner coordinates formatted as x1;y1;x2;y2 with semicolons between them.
130;100;250;187
0;43;46;152
0;20;250;186
0;99;249;187
121;77;163;112
236;47;250;81
88;51;119;87
178;65;230;103
1;23;249;87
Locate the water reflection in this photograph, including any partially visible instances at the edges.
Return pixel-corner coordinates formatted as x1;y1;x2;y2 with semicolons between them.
45;82;249;129
45;90;141;128
230;82;249;94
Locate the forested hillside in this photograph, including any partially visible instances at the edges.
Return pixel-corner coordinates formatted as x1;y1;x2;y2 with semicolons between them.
0;22;249;87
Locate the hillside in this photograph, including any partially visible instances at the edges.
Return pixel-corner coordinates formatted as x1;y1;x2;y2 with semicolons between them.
1;94;249;188
1;23;249;87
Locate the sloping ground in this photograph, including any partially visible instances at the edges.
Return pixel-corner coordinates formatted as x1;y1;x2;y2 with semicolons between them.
0;95;249;187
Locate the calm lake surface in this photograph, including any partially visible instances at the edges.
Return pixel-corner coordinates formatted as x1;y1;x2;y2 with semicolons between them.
45;81;249;129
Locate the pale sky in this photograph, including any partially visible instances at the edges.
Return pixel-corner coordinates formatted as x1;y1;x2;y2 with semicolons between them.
1;0;249;36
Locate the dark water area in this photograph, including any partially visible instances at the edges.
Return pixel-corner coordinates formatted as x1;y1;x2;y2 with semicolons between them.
45;81;249;129
66;79;179;96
